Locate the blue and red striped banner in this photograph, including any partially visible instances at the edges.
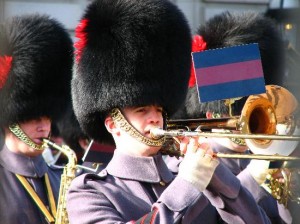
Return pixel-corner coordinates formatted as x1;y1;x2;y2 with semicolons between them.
192;43;266;102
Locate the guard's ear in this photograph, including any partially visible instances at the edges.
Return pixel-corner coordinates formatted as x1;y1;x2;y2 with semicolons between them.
78;138;90;151
104;116;119;136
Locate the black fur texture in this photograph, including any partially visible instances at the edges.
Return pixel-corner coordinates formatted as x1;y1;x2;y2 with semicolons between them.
0;14;73;127
174;11;285;119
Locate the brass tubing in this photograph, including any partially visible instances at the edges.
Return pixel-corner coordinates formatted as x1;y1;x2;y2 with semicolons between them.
151;128;300;141
216;153;300;161
43;139;61;150
167;117;238;130
160;145;300;161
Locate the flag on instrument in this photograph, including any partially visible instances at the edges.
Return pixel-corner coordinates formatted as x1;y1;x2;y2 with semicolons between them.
192;43;265;102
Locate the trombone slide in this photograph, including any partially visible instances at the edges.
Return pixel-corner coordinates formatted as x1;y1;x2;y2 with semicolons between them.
151;128;300;141
216;153;300;161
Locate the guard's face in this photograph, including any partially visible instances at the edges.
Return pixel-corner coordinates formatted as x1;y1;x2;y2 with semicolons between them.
123;105;164;138
5;116;51;156
120;105;164;156
19;116;51;145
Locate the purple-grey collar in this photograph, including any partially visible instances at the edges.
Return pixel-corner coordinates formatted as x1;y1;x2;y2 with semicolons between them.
106;150;173;183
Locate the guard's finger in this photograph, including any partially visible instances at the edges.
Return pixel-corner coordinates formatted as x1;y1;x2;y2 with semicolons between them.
179;136;190;154
186;137;199;154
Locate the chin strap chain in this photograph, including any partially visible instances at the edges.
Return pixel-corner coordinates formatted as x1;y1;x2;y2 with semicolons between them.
9;123;44;150
110;108;165;147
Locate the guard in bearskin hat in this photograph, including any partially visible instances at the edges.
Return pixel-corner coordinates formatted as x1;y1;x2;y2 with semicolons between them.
172;11;296;224
66;1;271;223
0;14;73;224
173;11;285;120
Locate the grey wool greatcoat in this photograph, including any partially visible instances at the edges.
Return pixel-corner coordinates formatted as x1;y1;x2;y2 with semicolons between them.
67;149;271;224
0;145;62;224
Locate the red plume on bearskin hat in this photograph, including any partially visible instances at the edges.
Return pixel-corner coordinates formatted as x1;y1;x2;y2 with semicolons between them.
72;0;192;144
0;14;73;127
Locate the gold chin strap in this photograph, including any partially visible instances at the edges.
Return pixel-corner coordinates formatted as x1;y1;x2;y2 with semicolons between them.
110;108;165;147
9;123;44;151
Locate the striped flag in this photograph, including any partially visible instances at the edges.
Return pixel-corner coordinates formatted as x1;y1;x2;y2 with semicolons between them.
192;43;266;102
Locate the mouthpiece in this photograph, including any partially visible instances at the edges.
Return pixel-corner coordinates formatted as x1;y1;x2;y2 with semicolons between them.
43;138;57;148
150;128;166;139
150;128;188;139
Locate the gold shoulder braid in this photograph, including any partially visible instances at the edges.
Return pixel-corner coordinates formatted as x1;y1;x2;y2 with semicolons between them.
9;124;44;150
110;108;165;147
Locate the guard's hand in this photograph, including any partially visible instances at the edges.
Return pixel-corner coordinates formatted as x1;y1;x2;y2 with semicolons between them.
247;159;270;185
178;137;219;192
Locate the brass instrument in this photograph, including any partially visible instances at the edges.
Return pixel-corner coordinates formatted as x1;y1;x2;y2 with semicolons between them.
152;127;300;162
152;85;300;206
151;127;300;141
43;139;77;224
262;168;300;207
151;127;300;161
167;97;277;141
151;86;300;160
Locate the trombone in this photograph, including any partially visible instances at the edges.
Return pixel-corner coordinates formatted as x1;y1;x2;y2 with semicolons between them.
151;126;300;161
153;85;300;206
150;91;300;162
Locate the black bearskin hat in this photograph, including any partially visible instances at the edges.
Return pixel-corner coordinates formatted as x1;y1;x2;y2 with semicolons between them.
0;14;73;127
72;0;192;144
174;11;285;119
199;11;284;86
